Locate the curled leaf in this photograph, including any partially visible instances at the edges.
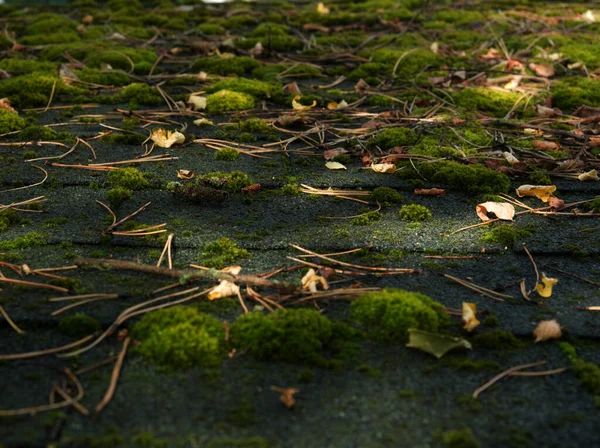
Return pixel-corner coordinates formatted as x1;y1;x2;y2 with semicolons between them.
533;319;562;343
476;202;515;221
462;302;480;332
327;100;348;110
325;161;346;170
548;196;565;210
187;94;207;110
503;152;519;165
284;81;301;96
0;98;17;114
323;148;347;161
370;163;396;174
176;169;195;180
515;184;557;203
529;63;555;78
292;95;317;111
271;386;299;408
208;280;239;300
523;128;543;136
151;129;185;148
536;272;558;298
578;169;598;181
193;118;214;127
406;328;472;359
301;268;328;293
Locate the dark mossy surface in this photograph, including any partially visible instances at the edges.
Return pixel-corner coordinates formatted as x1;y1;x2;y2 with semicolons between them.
2;0;600;447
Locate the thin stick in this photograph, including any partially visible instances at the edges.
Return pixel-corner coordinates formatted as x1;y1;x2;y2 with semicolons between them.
0;304;25;334
444;274;511;301
0;334;95;361
76;355;119;376
156;233;174;269
0;277;69;293
523;245;539;285
44;79;58;113
54;386;90;416
51;296;119;316
543;266;600;288
106;201;152;232
509;367;567;377
473;361;546;398
0;165;48;193
49;293;118;302
95;337;130;415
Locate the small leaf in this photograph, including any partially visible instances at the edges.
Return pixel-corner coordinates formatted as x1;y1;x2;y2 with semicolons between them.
476;202;515;221
536;272;558;298
176;169;195;180
327;100;348;110
325;161;346;170
533;319;562;343
406;328;472;359
370;163;396;174
529;63;555;78
284;81;301;96
292;95;316;111
317;2;330;14
187;94;206;110
503;151;519;165
515;184;557;203
208;280;239;300
301;268;328;293
193;118;214;127
578;169;598;181
462;302;480;332
271;386;299;408
532;140;559;151
151;129;185;148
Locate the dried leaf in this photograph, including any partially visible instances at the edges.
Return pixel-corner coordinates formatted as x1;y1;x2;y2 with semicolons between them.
176;169;195;180
554;159;584;172
548;196;565;210
577;169;598;181
406;329;472;359
529;63;555;78
292;95;317;111
325;161;346;170
536;104;557;117
0;98;17;114
536;272;558;298
276;115;307;127
462;302;480;332
476;202;515;222
271;386;299;409
523;128;543;136
515;184;557;203
59;64;80;84
301;268;328;293
370;163;396;174
354;79;370;93
503;75;521;90
193;118;214;126
503;151;519;165
533;319;562;343
208;280;240;300
187;94;206;111
284;81;301;96
430;42;439;54
327;100;348;110
151;129;185;148
532;140;559;151
414;188;445;196
590;137;600;147
317;2;330;15
580;10;596;23
323;148;347;160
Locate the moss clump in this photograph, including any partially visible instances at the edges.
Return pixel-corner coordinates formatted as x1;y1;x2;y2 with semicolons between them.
106;187;132;208
0;209;23;232
551;77;600;111
192;56;260;76
352;288;449;342
0;58;57;76
371;186;403;206
116;83;163;108
0;74;84;108
583;198;600;213
230;309;332;365
240;118;270;133
206;90;255;114
208;78;281;100
375;127;416;149
278;184;301;195
131;306;225;369
440;428;479;448
214;148;240;161
107;168;150;190
351;211;382;225
200;237;249;269
206;437;271;448
75;68;132;87
454;87;531;118
0;110;26;135
481;224;533;249
559;342;600;399
197;23;226;35
472;330;523;350
399;204;431;222
405;161;510;195
197;171;252;193
0;232;47;251
100;133;146;145
58;313;101;338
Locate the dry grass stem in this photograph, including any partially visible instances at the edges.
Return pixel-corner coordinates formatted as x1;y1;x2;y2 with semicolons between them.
0;333;95;361
95;337;131;415
473;361;546;398
0;304;26;335
0;277;69;293
0;165;48;193
443;274;511;301
156;233;174;269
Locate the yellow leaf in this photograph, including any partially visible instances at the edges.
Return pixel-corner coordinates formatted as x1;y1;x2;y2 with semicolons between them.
533;319;562;343
503;151;519;165
151;129;185;148
301;268;328;293
187;94;206;110
193;118;214;126
475;202;515;221
292;95;316;111
536;272;558;298
578;169;598;181
208;280;239;300
325;161;346;170
523;128;543;136
515;184;557;203
176;169;195;180
370;163;396;174
317;2;330;15
462;302;480;332
327;100;348;110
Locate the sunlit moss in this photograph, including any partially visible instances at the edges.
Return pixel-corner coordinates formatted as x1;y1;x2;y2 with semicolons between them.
199;237;249;268
0;110;26;135
206;90;255;114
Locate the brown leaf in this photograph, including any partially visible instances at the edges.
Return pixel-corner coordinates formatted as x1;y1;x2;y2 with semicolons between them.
536;104;557;117
414;188;445;196
529;63;555;78
554;159;584;172
82;15;94;24
515;184;557;202
284;81;301;96
354;79;370;93
533;319;562;343
0;98;17;114
476;202;515;221
548;196;565;210
462;302;480;332
589;137;600;147
532;140;559;151
276;115;307;127
360;149;372;167
303;24;330;33
271;386;299;409
573;105;600;118
323;148;348;161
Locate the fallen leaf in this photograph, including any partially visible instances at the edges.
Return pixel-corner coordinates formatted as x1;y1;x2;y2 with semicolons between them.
529;63;555;78
370;163;396;173
567;61;585;70
516;184;557;203
220;265;242;275
503;75;521;90
548;196;565;210
271;386;299;408
414;188;445;196
292;95;317;111
536;104;557;117
176;169;195;180
327;100;348;110
325;161;347;170
354;79;370;93
532;140;559;151
578;169;598;181
462;302;480;332
276;115;307;127
536;272;558;298
82;14;93;24
523;128;543;136
250;42;263;57
533;319;562;343
406;328;472;359
187;94;206;110
284;81;301;96
59;64;80;84
476;202;515;221
193;118;214;126
0;98;17;114
323;148;347;160
151;129;185;148
208;279;240;300
317;2;330;15
430;41;439;54
503;151;519;165
301;268;328;293
590;137;600;147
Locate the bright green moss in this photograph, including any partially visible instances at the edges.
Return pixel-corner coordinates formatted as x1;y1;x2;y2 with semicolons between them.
107;168;150;190
74;68;131;87
351;211;382;225
0;74;84;108
0;209;23;233
559;342;600;398
237;35;303;52
0;110;25;135
206;437;271;448
209;78;281;100
375;127;416;149
406;160;510;195
106;187;132;208
584;198;600;213
117;83;163;108
0;232;47;251
481;224;533;249
206;90;255;114
24;14;78;35
440;428;479;448
352;288;449;342
240;118;270;133
197;23;225;35
200;237;249;269
214;148;240;161
472;330;523;350
131;306;225;369
20;32;80;46
58;312;101;338
284;64;322;77
230;309;332;365
551;77;600;111
197;171;252;193
552;35;600;70
278;184;301;195
399;204;431;222
0;59;57;75
192;56;260;76
453;87;531;118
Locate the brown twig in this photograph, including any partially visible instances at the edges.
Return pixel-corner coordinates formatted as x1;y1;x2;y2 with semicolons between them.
0;334;96;361
443;274;511;301
0;304;25;334
95;337;130;415
473;361;546;398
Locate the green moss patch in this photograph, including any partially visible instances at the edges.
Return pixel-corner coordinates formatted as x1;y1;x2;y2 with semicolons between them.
0;110;26;135
206;90;255;114
107;168;150;190
199;237;249;269
551;77;600;111
58;313;101;338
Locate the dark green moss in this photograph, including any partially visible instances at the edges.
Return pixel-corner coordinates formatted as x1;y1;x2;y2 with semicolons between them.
440;428;479;448
297;368;314;383
551;77;600;111
351;211;382;225
472;330;523;350
206;436;271;448
100;133;146;145
214;148;240;161
356;363;382;378
0;209;23;233
58;313;101;338
131;306;225;369
197;171;252;193
199;237;249;269
108;168;150;190
399;204;431;222
230;309;332;365
375;127;416;149
48;277;83;292
370;186;403;206
352;288;450;342
481;224;533;249
106;187;132;208
192;56;260;76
